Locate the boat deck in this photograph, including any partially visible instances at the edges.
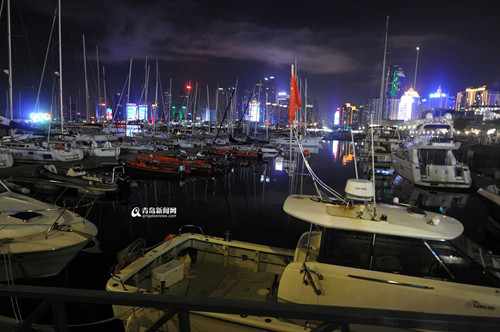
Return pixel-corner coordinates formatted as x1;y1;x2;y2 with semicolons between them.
161;257;277;301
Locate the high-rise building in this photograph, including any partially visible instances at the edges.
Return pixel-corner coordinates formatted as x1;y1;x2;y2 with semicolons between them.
456;85;499;111
276;92;289;127
385;65;405;99
339;103;358;126
380;65;405;120
261;76;276;125
361;97;378;124
398;87;420;121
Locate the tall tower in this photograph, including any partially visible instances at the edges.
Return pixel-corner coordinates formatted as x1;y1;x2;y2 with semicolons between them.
384;65;405;120
261;76;276;124
385;65;405;99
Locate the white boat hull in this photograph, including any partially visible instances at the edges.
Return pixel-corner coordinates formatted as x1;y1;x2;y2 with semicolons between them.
279;262;500;318
10;148;84;163
0;241;88;282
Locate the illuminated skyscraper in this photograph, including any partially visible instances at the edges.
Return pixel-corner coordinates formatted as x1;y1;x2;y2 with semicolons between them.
455;85;499;111
398;87;420;121
261;76;276;125
385;65;405;99
339;103;359;126
382;65;405;120
276;92;289;127
456;85;500;119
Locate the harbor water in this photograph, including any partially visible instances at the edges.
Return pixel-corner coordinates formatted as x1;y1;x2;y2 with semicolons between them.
1;140;499;330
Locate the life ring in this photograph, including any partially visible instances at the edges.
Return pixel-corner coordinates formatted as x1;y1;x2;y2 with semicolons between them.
164;234;176;242
55;143;63;150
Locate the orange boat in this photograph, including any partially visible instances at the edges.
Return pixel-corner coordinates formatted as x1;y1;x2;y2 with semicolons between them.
122;155;192;178
123;154;219;178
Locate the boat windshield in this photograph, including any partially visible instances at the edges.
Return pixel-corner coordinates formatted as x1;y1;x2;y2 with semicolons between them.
318;228;500;288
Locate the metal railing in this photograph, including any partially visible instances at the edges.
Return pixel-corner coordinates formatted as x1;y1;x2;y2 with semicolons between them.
1;284;499;332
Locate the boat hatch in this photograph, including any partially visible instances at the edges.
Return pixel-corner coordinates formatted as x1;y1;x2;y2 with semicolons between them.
8;211;43;222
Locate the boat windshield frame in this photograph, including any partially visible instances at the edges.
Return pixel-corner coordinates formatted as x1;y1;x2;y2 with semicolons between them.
317;228;500;288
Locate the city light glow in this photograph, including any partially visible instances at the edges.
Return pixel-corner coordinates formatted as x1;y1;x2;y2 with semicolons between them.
30;112;51;122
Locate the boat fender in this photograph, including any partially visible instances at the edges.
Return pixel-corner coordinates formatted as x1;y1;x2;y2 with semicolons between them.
164;234;176;242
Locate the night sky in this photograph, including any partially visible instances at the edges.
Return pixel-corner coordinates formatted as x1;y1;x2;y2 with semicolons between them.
1;0;499;121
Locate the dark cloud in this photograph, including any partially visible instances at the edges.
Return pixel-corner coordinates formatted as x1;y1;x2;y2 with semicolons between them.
2;0;500;117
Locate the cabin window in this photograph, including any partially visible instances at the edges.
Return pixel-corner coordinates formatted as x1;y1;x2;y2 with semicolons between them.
418;149;448;166
318;229;371;269
43;154;53;159
372;235;437;276
426;240;500;287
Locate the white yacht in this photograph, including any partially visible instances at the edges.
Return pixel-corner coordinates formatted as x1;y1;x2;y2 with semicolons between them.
391;123;472;189
105;176;500;331
6;140;84;163
359;125;400;169
0;180;97;281
78;140;121;159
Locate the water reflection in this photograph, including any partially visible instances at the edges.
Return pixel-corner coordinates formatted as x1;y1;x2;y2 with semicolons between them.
391;175;468;213
331;140;356;166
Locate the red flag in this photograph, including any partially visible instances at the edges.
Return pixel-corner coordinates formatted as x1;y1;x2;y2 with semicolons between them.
288;66;301;125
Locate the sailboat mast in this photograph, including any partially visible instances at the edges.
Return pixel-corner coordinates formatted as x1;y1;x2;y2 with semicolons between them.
83;35;90;121
58;0;64;133
206;84;210;134
154;59;159;130
377;16;389;125
304;79;308;136
7;0;13;136
97;46;101;107
126;58;132;126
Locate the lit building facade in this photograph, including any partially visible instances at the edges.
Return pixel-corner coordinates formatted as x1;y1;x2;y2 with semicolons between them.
385;65;406;99
339;103;359;126
398;87;420;121
456;85;500;119
262;76;276;125
381;65;405;120
360;97;378;124
276;92;289;127
456;85;498;111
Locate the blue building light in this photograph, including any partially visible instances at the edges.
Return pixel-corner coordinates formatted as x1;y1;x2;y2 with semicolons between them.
430;92;447;98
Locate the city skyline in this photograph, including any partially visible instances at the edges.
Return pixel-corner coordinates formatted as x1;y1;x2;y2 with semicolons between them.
1;0;500;122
